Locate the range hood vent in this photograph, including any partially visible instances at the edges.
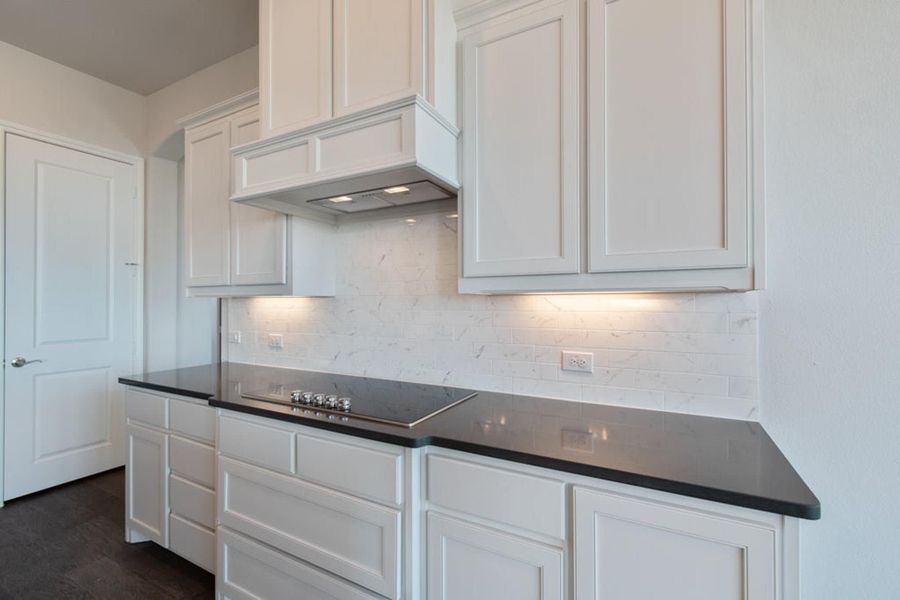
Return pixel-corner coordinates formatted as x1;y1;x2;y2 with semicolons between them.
307;181;454;215
231;97;459;220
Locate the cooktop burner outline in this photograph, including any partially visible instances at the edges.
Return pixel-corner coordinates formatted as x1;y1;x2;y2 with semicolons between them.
239;374;477;428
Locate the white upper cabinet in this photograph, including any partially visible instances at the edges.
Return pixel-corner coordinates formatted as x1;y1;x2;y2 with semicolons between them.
460;0;581;278
181;94;334;297
185;120;231;287
458;0;764;293
587;0;750;273
228;107;288;286
333;0;424;117
257;0;457;140
259;0;332;137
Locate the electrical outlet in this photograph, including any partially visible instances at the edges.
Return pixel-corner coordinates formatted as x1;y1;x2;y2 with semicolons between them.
562;350;593;373
268;333;284;349
228;331;241;344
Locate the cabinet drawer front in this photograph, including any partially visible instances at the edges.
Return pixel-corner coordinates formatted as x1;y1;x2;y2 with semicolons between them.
426;453;566;539
427;512;564;600
296;429;403;506
170;435;216;489
169;514;215;574
125;388;168;429
219;528;379;600
219;457;401;599
169;398;215;443
170;474;215;530
219;414;294;473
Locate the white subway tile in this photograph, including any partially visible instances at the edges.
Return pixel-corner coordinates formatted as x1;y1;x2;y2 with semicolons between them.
228;213;759;420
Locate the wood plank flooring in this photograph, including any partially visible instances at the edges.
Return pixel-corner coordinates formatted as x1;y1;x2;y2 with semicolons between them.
0;468;214;599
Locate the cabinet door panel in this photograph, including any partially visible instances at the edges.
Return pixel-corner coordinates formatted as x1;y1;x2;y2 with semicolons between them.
427;512;564;600
184;121;230;286
126;423;168;545
229;107;288;286
461;0;581;277
588;0;749;272
574;487;775;600
333;0;424;116
260;0;332;137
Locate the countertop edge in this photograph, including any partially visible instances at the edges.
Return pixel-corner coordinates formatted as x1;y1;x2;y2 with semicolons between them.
207;397;821;520
119;377;214;401
120;377;821;521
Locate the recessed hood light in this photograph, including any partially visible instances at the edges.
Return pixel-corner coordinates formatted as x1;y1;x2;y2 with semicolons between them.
304;181;455;215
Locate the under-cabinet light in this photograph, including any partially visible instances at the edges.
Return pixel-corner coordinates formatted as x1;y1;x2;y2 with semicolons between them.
329;196;353;203
384;186;410;194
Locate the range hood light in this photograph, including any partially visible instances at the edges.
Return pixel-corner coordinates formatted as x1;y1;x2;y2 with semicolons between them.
329;196;354;203
383;186;410;194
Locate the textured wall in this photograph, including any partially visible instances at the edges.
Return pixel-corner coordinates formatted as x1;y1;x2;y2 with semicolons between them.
760;0;900;597
227;211;759;420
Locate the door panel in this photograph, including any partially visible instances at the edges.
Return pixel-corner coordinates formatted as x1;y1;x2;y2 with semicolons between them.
4;133;138;500
126;423;168;545
588;0;749;272
574;486;775;600
229;107;287;286
461;0;581;277
260;0;332;137
426;512;564;600
184;120;230;286
333;0;424;116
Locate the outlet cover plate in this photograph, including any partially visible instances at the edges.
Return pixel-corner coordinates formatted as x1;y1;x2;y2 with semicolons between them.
562;350;594;373
268;333;284;349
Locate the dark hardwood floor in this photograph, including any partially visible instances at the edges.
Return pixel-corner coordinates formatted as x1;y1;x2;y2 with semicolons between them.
0;468;214;599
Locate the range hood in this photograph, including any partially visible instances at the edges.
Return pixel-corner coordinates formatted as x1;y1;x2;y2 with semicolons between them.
231;97;459;220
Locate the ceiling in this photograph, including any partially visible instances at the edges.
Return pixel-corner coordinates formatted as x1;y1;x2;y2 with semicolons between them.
0;0;258;95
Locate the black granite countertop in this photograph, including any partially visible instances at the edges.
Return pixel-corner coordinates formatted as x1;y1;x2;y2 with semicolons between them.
120;362;820;519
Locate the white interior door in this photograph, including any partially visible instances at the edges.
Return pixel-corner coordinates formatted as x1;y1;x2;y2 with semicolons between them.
3;133;139;501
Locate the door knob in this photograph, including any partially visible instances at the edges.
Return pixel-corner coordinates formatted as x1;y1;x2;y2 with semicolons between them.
10;357;43;368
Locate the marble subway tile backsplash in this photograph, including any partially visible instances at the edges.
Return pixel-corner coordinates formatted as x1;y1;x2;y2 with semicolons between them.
226;211;759;420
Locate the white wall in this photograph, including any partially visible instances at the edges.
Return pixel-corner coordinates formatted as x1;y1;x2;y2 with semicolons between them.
0;40;145;155
145;45;258;158
227;212;760;420
761;1;900;597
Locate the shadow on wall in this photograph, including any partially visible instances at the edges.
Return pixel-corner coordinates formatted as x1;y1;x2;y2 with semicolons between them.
154;129;185;162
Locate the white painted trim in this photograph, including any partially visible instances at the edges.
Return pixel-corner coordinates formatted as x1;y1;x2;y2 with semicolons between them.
0;121;145;507
232;95;459;156
175;89;260;131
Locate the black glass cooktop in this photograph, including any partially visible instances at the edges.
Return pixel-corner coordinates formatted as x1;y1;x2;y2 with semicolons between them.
240;372;477;428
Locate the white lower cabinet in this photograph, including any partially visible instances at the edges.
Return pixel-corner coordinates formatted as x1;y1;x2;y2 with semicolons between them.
124;403;797;600
126;423;168;545
573;486;777;600
170;513;216;573
124;388;217;573
426;512;564;600
218;456;401;598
